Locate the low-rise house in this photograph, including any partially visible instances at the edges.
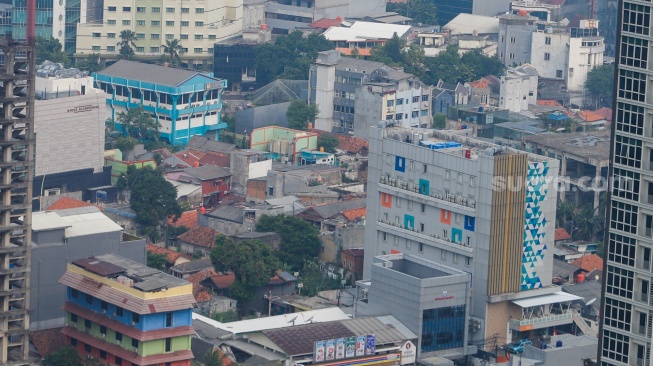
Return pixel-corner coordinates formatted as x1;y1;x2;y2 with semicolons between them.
553;244;584;263
169;210;200;230
185;135;237;156
166;165;232;207
554;228;572;245
571;254;604;273
266;163;342;199
232;231;281;250
341;248;365;283
170;258;214;279
146;243;190;268
252;271;298;315
163;149;230;170
187;268;237;317
200;272;236;298
178;226;220;257
552;258;583;285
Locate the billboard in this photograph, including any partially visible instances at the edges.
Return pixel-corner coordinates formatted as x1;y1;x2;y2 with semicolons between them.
326;339;336;361
336;338;346;360
356;336;366;356
315;341;326;362
365;335;375;355
345;337;356;358
314;335;377;363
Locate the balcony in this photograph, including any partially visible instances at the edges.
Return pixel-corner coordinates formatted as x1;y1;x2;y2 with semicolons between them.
377;220;473;254
378;177;475;214
509;312;573;331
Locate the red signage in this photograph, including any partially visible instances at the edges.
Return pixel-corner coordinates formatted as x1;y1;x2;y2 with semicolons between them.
434;296;454;301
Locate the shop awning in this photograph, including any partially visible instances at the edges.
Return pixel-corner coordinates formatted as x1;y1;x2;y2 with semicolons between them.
512;292;582;308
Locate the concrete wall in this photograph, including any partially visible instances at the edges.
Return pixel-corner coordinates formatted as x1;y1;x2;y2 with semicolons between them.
314;62;336;131
246;179;267;203
515;338;597;366
530;32;569;80
498;19;536;66
567;36;604;92
234;102;291;135
30;232;146;330
34;91;107;176
243;0;266;29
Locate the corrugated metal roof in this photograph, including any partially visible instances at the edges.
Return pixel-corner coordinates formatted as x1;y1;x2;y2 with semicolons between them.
33;206;124;237
341;317;414;345
98;59;217;87
443;13;500;35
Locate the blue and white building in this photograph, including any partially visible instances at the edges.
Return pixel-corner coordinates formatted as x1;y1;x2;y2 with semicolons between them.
94;60;227;145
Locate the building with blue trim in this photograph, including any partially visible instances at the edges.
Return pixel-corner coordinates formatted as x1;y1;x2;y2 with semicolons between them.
94;60;227;145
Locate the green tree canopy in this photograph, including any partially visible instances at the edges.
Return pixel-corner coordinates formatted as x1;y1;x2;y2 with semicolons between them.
36;37;70;66
433;113;447;129
286;100;319;130
128;167;182;227
387;0;438;25
146;251;168;271
298;260;342;297
255;215;321;271
77;53;103;74
210;236;279;304
256;31;334;84
585;64;615;108
370;33;426;82
162;39;183;65
116;106;161;141
41;346;81;366
118;29;138;60
317;134;340;153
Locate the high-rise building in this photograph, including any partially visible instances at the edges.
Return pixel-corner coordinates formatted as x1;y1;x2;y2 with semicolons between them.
59;254;195;366
0;36;35;364
598;1;651;365
363;126;560;347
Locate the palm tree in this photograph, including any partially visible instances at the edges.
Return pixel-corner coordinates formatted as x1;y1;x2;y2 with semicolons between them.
118;29;137;59
162;39;183;65
556;199;575;228
572;204;601;241
204;349;224;366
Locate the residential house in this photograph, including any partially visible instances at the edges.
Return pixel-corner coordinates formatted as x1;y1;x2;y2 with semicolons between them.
432;87;455;116
565;241;599;256
185;136;237;156
178;226;219;257
146;244;190;268
230;150;272;196
554;244;584;263
341;249;365;283
499;64;539;113
200;199;286;235
552;258;583;285
469;78;491;106
169;258;214;279
200;272;236;298
232;231;281;250
571;254;604;273
249;126;318;164
163;149;230;171
169;210;200;230
166;165;232;207
252;271;298;315
266;164;342;199
322;21;412;56
166;179;203;207
554;228;572;245
186;268;237;317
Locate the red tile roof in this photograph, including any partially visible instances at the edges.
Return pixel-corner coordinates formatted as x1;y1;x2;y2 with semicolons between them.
342;248;364;257
537;100;563;107
146;244;182;263
178;226;218;248
172;149;206;167
470;79;490;89
204;272;236;289
554;228;571;241
308;18;342;29
169;210;199;229
47;197;95;211
186;268;218;298
195;290;212;303
31;327;66;357
594;107;613;122
336;48;372;57
342;208;366;221
571;254;604;272
310;129;369;155
579;110;606;122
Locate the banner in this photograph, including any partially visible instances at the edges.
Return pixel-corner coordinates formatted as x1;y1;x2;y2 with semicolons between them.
315;341;326;362
346;337;356;358
365;335;376;355
336;338;346;359
326;339;336;361
356;336;366;356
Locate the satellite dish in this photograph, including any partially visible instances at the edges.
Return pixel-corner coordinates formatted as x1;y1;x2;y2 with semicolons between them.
287;315;298;324
586;298;597;306
305;315;315;323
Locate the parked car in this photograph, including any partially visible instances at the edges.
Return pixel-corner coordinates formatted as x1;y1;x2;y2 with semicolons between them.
506;339;532;354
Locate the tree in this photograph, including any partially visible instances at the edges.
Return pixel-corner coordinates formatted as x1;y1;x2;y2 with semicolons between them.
147;251;168;271
572;204;601;241
128;167;182;227
204;349;225;366
116;106;161;141
118;29;138;59
77;53;103;74
370;33;426;81
41;346;81;366
556;199;576;228
210;236;279;306
255;215;321;271
387;0;438;25
298;260;342;297
286;100;318;130
162;39;183;65
433;113;447;129
317;134;340;153
35;37;70;66
585;64;615;108
256;31;334;84
115;136;138;155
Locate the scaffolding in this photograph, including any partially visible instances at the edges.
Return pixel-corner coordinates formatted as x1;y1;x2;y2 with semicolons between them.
0;36;34;364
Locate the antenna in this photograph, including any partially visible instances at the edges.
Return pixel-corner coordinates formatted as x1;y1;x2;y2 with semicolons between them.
305;315;315;323
287;315;298;326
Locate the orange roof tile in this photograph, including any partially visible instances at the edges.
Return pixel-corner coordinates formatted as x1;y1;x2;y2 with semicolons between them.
579;110;606;122
342;208;366;221
310;129;369;155
594;107;613;122
169;210;199;229
146;244;182;263
470;79;490;89
172;149;206;167
195;290;212;302
178;226;218;248
571;254;604;272
205;272;236;289
47;197;96;211
537;100;562;107
186;268;218;298
336;47;373;57
309;18;343;29
554;228;571;241
31;327;66;357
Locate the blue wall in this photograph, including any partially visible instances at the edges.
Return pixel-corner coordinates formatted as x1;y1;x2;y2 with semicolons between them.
66;287;192;331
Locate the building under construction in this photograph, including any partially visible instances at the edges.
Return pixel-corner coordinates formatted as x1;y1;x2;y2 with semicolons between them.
0;36;35;364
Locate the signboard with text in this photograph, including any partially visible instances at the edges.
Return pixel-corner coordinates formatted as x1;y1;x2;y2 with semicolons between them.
315;335;377;363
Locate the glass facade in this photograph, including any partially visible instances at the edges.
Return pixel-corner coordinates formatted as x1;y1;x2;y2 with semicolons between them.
12;0;54;40
64;0;80;53
421;305;466;353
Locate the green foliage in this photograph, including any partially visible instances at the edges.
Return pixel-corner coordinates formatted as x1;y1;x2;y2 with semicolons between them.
41;346;81;366
433;113;447;129
147;251;168;271
370;33;426;82
115;136;138;155
317;134;340;153
387;0;438;25
36;37;70;66
255;215;321;271
422;47;505;84
585;64;615;108
298;260;342;297
222;113;236;133
211;309;238;322
256;31;334;84
162;39;183;65
286;100;319;131
128;167;182;227
118;29;138;59
556;199;576;228
116;106;161;141
210;236;279;304
203;349;224;366
77;53;103;74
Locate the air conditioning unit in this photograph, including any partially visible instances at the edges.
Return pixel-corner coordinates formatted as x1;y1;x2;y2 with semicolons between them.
45;188;60;196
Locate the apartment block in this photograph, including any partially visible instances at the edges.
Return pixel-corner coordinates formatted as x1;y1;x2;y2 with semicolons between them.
364;125;559;346
60;254;195;366
599;0;653;365
75;0;243;68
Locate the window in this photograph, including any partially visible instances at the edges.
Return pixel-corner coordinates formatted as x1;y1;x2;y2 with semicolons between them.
136;20;145;26
151;33;160;39
412;111;419;118
419;243;423;252
421;306;465;352
92;46;101;51
610;201;638;234
421;109;428;116
196;7;204;13
122;6;131;11
556;70;563;78
602;330;630;364
92;32;101;38
71;338;78;346
387;100;394;107
165;338;172;352
151;7;160;12
420;223;424;232
166;312;173;327
122;20;131;25
166;34;174;39
84;344;91;353
422;95;429;102
107;32;115;38
509;53;515;59
136;6;145;12
85;319;92;329
465;257;471;266
604;297;632;331
412;96;420;103
181;7;189;13
115;332;123;342
100;325;107;335
151;21;160;26
71;313;78;323
132;339;139;349
510;37;515;43
166;21;174;26
470;176;475;187
116;357;122;366
209;34;216;40
544;52;550;60
108;6;116;11
613;168;640;201
136;47;145;52
115;306;124;317
608;233;636;266
85;294;93;304
101;300;107;312
166;7;175;12
396;98;403;105
193;47;203;54
614;135;642;168
622;2;650;35
395;113;403;120
195;21;204;26
136;33;145;39
545;36;551;45
382;232;387;242
606;264;634;299
195;34;203;40
180;34;188;39
132;312;140;324
618;69;647;102
621;35;649;69
423;164;427;173
71;288;78;298
181;21;189;26
107;19;116;24
421;203;426;213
